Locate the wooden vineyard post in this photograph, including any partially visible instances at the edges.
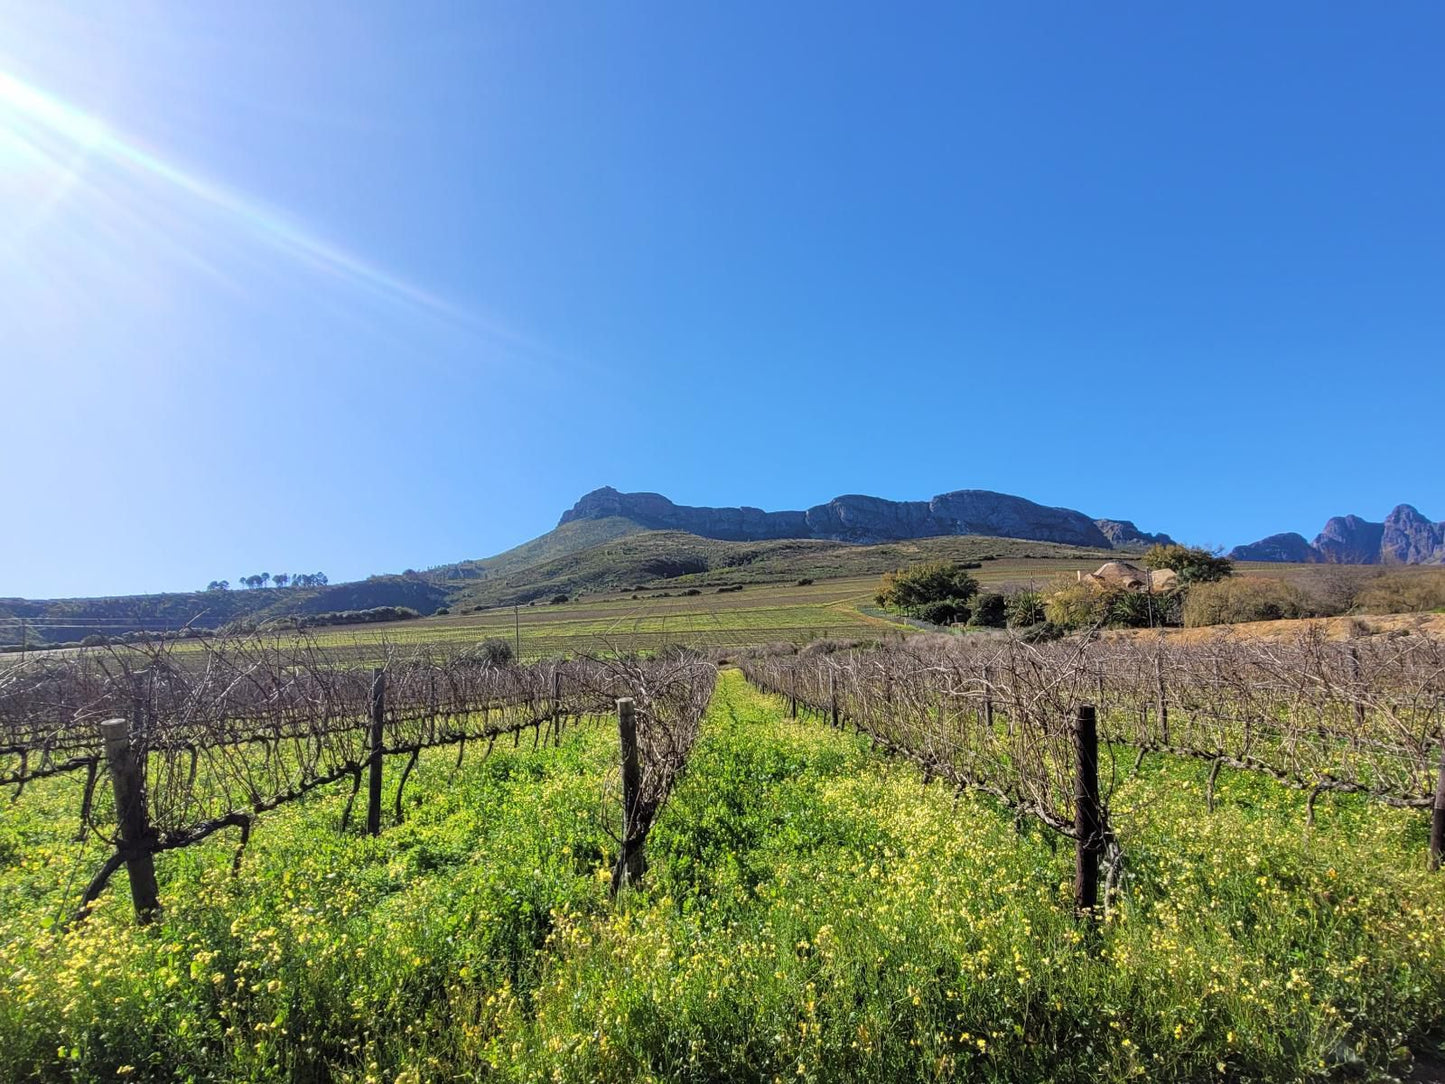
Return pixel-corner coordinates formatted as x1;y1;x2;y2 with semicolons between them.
982;666;994;730
1431;734;1445;871
1073;704;1102;915
829;670;839;729
366;668;386;837
1349;648;1366;740
100;717;160;922
552;669;563;745
612;698;645;893
1154;654;1169;746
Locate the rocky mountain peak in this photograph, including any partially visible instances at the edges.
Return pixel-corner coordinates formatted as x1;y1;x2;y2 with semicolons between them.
1228;504;1444;565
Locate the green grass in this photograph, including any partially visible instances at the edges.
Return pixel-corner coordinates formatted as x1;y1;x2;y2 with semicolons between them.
4;672;1445;1081
134;577;912;664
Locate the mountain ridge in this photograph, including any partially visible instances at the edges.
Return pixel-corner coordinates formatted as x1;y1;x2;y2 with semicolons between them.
559;486;1174;550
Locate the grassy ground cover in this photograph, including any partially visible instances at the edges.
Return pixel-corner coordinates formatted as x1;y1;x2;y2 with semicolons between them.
2;672;1443;1081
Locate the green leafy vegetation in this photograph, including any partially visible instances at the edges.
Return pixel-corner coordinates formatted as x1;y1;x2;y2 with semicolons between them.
3;672;1444;1081
1142;544;1233;584
874;562;981;624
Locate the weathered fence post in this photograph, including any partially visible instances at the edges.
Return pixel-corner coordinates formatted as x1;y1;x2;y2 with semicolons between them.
1349;647;1366;737
613;697;645;892
829;670;839;729
100;717;160;922
982;665;994;730
1153;655;1169;746
366;668;386;837
1430;736;1445;871
1074;704;1102;915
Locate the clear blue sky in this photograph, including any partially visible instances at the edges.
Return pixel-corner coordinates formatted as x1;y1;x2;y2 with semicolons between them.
3;2;1442;598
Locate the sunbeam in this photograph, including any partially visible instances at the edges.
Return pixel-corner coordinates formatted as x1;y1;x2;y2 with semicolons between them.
0;67;550;355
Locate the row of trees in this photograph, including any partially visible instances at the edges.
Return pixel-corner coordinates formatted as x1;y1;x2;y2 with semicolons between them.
205;572;329;591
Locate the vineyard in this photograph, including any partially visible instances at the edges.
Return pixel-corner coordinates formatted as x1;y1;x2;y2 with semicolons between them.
2;630;1445;1081
1;638;716;921
741;630;1445;909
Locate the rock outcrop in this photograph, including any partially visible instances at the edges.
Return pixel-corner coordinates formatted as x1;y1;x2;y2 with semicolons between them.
1095;519;1175;548
1381;505;1445;564
1314;515;1385;564
1228;505;1445;565
558;486;1167;550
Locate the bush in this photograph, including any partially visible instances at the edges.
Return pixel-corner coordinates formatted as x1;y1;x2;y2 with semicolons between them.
716;585;744;594
796;578;814;586
462;637;516;666
1143;544;1233;584
967;592;1008;628
1183;578;1312;627
1353;570;1445;615
1018;621;1067;643
433;607;450;616
80;634;108;647
914;599;969;626
1005;590;1046;628
682;588;702;597
549;594;569;605
1044;580;1109;629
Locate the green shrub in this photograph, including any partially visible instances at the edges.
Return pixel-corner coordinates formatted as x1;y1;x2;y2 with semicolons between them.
1044;580;1109;629
1005;590;1046;628
967;592;1008;628
915;599;970;626
462;637;516;666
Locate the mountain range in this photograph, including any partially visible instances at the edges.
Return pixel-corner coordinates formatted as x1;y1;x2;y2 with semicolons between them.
1227;505;1445;565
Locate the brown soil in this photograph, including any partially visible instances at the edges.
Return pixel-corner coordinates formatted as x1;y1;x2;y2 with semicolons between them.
1108;612;1445;644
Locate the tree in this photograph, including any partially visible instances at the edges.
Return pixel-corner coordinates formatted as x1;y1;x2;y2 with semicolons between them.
1142;544;1233;584
875;561;980;618
206;580;230;592
273;574;290;589
259;573;271;588
967;592;1008;628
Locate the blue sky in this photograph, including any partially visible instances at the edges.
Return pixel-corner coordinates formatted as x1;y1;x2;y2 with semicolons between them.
3;2;1442;598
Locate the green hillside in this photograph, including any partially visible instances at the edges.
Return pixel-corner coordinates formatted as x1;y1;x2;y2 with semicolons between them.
427;516;646;585
1;521;1129;648
444;530;1130;609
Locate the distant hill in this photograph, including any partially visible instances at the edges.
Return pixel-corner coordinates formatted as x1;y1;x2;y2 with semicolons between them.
0;576;448;648
1229;504;1445;565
